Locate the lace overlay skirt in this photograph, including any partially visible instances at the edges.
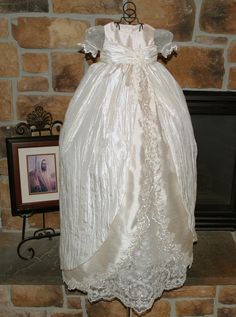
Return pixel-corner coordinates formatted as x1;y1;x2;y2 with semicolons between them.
60;63;196;314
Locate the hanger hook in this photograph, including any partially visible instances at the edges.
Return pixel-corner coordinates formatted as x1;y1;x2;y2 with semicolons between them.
122;1;137;24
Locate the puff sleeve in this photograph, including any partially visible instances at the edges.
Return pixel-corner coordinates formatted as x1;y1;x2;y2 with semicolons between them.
154;29;177;58
77;25;105;58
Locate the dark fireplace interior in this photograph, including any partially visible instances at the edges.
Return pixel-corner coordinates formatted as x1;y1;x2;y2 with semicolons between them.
185;91;236;230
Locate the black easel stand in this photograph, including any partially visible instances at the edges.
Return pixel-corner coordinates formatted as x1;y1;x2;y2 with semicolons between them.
17;212;60;260
14;103;62;260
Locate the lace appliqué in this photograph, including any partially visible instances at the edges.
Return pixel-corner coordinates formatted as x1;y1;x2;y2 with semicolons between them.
63;64;192;315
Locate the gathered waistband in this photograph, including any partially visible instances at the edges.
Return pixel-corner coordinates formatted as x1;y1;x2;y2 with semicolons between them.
100;43;157;65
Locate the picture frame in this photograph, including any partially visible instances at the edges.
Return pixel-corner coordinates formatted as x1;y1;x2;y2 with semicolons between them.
6;135;59;216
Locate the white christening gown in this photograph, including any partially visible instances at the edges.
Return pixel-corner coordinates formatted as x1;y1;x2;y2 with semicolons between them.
59;21;198;315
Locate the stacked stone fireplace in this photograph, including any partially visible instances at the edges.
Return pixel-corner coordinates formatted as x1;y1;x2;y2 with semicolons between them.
0;2;236;317
1;0;236;232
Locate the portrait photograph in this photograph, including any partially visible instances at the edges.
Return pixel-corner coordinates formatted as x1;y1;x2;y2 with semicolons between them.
6;136;59;216
27;154;58;195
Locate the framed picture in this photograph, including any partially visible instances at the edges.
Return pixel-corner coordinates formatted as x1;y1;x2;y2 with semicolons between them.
6;136;59;216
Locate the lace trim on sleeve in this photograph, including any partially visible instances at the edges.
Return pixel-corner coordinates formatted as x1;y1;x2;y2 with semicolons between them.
77;25;105;58
154;29;177;58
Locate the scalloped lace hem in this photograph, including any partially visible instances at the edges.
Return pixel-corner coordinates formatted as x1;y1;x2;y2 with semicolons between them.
62;256;192;315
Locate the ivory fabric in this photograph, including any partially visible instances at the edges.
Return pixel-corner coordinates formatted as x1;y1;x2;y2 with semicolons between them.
59;22;198;315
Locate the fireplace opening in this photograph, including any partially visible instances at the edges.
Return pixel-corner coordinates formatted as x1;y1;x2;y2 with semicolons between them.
185;91;236;230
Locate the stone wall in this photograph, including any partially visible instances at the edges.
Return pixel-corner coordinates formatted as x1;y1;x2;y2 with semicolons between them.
0;285;236;317
0;0;236;231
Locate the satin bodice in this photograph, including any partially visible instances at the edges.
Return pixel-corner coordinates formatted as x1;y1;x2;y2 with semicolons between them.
101;22;158;64
105;22;156;48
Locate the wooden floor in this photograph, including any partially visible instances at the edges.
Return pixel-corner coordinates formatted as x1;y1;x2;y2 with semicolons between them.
0;231;236;285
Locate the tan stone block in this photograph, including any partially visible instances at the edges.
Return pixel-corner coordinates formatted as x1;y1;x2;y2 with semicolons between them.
218;307;236;317
18;76;49;92
0;179;10;209
67;297;81;309
45;212;60;229
200;0;236;34
0;285;9;305
195;35;228;45
86;299;128;317
164;46;224;88
219;286;236;305
51;313;82;317
0;80;12;120
1;209;22;230
0;158;8;176
28;213;44;228
228;41;236;63
11;285;63;307
17;95;71;122
228;68;236;90
0;43;18;76
52;53;84;92
22;53;48;73
52;0;122;13
28;211;60;229
133;300;171;317
12;18;89;48
176;299;214;317
0;18;8;38
132;0;195;41
164;286;216;298
96;19;114;26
